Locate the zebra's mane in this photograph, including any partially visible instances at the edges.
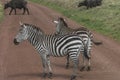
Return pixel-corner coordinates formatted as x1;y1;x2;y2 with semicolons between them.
59;18;90;32
24;23;44;34
59;17;68;27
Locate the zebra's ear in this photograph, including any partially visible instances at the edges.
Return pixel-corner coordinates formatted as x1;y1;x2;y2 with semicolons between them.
53;20;59;24
63;18;66;21
19;21;23;26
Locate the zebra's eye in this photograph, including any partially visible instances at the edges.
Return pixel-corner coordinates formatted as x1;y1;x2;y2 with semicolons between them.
19;31;23;34
19;29;24;34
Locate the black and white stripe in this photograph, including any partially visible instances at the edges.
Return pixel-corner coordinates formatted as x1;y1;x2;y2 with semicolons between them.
14;23;89;80
54;17;93;71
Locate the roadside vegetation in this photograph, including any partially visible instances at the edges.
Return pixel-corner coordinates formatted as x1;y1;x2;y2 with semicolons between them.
30;0;120;41
0;2;4;22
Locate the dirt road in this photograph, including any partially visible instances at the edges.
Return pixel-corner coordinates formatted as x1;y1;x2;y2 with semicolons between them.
0;1;120;80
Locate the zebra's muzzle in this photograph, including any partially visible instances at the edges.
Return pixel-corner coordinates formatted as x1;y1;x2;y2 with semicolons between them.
14;39;20;45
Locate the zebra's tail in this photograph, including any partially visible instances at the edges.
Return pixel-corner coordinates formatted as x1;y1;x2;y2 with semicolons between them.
83;44;90;60
92;39;102;45
89;32;102;45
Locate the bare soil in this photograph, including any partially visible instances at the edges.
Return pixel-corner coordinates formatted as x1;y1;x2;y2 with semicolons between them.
0;1;120;80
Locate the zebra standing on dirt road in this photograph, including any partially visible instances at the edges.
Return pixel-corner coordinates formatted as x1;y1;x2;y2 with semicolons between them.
53;17;102;71
13;22;90;80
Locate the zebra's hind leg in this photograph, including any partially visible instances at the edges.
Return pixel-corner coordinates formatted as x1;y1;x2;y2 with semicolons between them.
80;66;85;71
86;51;91;71
66;55;70;69
42;73;47;78
48;72;53;79
71;59;79;80
80;53;86;71
87;58;91;71
71;75;76;80
70;55;79;80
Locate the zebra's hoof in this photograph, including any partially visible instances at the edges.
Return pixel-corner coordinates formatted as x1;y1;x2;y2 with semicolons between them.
48;72;53;79
87;66;91;71
42;73;47;78
66;64;69;69
80;66;85;71
71;75;76;80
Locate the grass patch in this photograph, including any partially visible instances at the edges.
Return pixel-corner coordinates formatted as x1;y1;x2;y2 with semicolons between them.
0;2;4;22
29;0;120;41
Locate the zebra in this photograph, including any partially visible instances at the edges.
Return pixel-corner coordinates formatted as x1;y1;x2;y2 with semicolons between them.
53;17;102;71
13;22;90;80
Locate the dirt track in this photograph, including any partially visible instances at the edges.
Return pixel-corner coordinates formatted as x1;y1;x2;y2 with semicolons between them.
0;1;120;80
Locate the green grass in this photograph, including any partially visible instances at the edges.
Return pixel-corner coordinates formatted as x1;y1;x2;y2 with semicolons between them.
29;0;120;41
0;2;4;22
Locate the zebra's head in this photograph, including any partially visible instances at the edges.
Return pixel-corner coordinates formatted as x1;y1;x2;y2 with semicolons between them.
53;17;68;33
14;22;29;45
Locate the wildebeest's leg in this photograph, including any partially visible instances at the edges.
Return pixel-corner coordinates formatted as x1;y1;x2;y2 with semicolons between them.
26;8;29;15
86;6;89;9
46;55;53;78
66;55;70;69
86;4;90;9
14;9;16;15
23;8;25;15
9;8;13;15
23;7;29;15
86;2;90;9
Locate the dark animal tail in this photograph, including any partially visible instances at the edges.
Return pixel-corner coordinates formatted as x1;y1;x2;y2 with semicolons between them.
92;39;102;45
83;44;90;60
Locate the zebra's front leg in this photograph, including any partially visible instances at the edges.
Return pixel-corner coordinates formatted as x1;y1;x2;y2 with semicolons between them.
41;54;48;78
66;55;70;69
46;55;53;79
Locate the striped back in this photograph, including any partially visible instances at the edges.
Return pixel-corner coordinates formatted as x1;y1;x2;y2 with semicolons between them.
14;23;88;58
41;34;85;57
54;17;92;51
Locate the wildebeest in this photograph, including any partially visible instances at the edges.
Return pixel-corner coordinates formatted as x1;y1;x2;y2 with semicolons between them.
78;0;102;9
4;0;29;15
96;0;102;6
